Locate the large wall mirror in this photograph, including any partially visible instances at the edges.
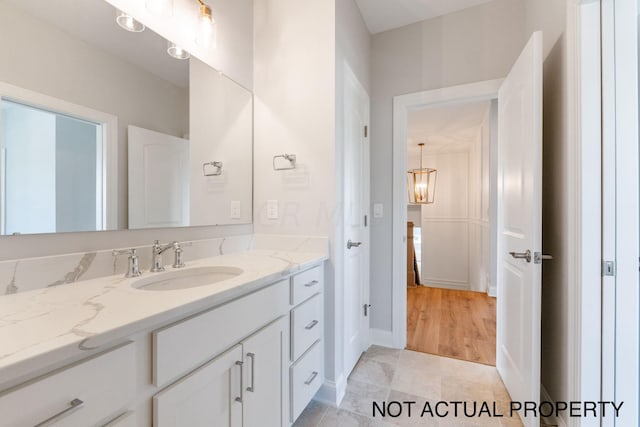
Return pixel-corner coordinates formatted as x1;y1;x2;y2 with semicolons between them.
0;0;252;235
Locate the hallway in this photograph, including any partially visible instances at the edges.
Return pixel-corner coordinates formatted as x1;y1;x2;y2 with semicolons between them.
407;286;496;366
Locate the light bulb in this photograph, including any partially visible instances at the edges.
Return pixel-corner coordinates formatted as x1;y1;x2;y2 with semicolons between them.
196;4;216;48
116;10;145;33
146;0;172;16
167;41;190;60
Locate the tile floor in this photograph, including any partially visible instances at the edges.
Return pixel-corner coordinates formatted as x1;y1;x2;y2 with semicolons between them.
293;346;524;427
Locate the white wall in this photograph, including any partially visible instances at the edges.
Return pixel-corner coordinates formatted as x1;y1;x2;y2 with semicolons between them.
0;0;254;261
370;0;527;331
189;58;253;226
523;0;570;421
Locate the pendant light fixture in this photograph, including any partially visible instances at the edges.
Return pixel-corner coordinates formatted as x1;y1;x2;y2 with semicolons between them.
195;0;216;48
116;9;145;33
407;143;437;204
167;41;190;60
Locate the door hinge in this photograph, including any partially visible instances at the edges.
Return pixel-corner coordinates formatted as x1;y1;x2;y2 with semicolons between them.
364;126;368;138
364;215;368;227
602;261;616;277
364;304;371;317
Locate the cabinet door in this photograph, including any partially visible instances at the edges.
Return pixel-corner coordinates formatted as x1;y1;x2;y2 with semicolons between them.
242;316;290;427
154;345;243;427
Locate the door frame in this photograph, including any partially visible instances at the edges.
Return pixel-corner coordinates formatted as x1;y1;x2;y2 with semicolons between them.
391;79;503;349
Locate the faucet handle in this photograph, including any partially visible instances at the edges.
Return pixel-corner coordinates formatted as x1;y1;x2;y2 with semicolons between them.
172;241;192;268
112;249;142;278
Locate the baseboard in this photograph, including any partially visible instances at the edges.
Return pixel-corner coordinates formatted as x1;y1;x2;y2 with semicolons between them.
487;285;497;297
315;374;347;407
541;385;567;427
370;328;395;347
423;280;469;291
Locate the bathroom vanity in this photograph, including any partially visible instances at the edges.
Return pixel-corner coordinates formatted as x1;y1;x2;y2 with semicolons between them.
0;241;327;426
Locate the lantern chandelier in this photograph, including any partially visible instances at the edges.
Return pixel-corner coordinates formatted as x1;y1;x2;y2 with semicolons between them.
407;143;437;204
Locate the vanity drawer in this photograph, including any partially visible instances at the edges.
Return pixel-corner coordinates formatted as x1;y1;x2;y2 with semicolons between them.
0;342;135;427
291;266;322;306
291;294;323;361
153;279;289;387
290;340;323;422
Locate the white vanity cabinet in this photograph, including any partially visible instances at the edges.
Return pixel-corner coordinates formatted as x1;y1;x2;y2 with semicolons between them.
153;316;289;427
288;265;324;423
0;342;136;427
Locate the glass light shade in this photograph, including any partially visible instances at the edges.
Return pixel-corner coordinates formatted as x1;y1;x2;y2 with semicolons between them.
146;0;173;16
116;10;145;33
167;41;190;60
407;168;437;204
196;6;216;48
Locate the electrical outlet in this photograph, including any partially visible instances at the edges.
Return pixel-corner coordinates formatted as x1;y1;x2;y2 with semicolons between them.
373;203;384;219
267;200;279;219
230;201;241;219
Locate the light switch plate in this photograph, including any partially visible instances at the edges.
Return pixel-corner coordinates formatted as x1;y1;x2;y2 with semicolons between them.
373;203;384;219
267;200;279;219
230;201;241;219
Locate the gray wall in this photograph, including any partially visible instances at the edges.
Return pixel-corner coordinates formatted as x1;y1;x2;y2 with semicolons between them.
369;0;527;331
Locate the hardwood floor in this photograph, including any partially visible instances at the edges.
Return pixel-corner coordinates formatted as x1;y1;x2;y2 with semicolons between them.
407;286;497;366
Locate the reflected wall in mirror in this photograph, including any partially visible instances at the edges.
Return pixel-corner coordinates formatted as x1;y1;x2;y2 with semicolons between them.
0;0;253;235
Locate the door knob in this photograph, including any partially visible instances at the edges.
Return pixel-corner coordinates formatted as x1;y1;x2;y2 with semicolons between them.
534;252;553;264
347;240;362;249
509;250;532;263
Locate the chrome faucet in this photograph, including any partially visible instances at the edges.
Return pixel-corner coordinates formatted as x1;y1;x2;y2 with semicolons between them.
151;240;174;272
112;248;142;278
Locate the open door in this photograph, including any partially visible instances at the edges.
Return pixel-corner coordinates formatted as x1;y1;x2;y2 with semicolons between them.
496;31;543;427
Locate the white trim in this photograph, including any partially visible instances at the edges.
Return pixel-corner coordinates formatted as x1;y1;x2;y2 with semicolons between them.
566;1;603;427
369;328;394;348
0;82;118;231
392;79;502;349
315;375;347;408
541;385;568;427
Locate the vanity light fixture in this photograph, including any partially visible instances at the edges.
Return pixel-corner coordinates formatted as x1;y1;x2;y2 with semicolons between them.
116;9;145;33
146;0;173;16
167;41;190;60
407;143;437;204
195;0;216;48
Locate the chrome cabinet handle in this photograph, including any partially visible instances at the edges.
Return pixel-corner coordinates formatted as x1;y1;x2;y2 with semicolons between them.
304;371;319;385
34;398;84;427
246;353;256;393
305;320;319;330
234;361;244;402
304;280;319;288
347;240;362;249
509;250;531;263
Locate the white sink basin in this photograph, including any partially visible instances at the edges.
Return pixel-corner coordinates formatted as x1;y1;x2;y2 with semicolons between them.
132;266;243;291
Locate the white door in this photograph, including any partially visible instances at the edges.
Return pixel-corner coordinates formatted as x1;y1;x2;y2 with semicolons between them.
242;317;289;427
153;345;243;427
128;125;189;229
496;31;543;427
343;64;370;376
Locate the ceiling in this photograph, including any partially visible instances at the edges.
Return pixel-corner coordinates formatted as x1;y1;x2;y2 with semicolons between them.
5;0;188;88
407;100;491;159
355;0;495;34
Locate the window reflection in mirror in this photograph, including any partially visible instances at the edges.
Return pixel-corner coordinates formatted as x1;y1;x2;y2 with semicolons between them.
1;99;108;235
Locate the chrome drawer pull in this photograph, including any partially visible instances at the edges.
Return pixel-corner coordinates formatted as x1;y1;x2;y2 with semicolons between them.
304;280;319;288
305;320;319;330
34;398;84;427
304;371;319;385
235;361;244;403
247;353;256;393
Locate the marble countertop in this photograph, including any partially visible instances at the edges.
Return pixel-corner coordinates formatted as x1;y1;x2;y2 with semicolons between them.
0;248;328;389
